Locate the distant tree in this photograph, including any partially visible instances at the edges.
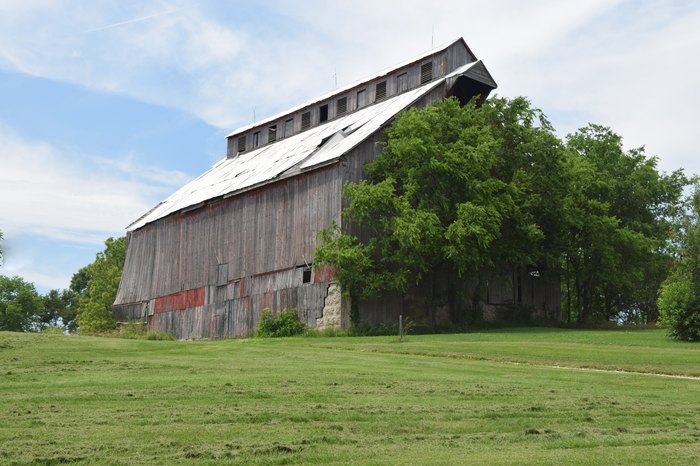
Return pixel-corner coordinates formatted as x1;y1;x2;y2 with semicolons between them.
39;289;80;332
563;125;687;324
0;275;43;332
658;186;700;341
75;237;125;332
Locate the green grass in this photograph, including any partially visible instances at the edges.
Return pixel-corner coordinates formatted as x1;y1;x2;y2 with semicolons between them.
0;328;698;464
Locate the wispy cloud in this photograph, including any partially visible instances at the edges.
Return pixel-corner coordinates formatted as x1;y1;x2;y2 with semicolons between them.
85;8;179;33
0;127;188;243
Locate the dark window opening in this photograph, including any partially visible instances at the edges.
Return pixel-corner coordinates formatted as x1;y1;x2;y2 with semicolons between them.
301;111;311;130
284;118;294;137
319;104;329;122
396;72;408;92
268;125;277;142
302;269;312;283
375;81;387;101
420;62;433;84
356;88;367;108
237;135;246;153
253;131;260;148
337;97;347;116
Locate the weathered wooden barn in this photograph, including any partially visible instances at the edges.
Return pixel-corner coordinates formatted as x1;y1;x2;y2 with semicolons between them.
113;38;561;339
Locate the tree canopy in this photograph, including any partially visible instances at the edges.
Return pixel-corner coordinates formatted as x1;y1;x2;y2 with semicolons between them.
0;275;43;332
316;96;688;327
75;236;125;332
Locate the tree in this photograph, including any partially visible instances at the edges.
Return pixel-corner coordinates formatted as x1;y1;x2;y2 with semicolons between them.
75;236;126;332
0;275;43;332
316;97;570;326
563;125;687;324
0;228;4;266
658;186;700;341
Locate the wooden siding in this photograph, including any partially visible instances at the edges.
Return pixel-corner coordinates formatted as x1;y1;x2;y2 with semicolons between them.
114;164;343;337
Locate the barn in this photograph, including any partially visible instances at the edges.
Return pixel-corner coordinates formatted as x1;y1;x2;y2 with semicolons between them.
113;38;561;339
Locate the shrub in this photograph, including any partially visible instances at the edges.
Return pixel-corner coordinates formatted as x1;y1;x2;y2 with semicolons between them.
658;271;700;341
256;308;305;337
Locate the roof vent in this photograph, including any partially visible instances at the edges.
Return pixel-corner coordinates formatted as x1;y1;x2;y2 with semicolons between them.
421;62;433;84
301;111;311;130
375;81;387;101
337;97;347;116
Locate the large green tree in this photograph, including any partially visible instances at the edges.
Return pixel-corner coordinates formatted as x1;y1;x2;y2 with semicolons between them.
0;275;43;332
75;236;126;332
316;97;570;326
563;125;687;323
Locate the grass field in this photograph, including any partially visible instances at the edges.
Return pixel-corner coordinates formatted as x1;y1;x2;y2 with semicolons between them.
0;328;698;465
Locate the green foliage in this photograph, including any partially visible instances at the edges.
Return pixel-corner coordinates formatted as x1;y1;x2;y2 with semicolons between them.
658;186;700;341
563;125;688;324
256;308;305;337
0;275;43;331
316;96;570;325
317;96;688;327
75;236;126;332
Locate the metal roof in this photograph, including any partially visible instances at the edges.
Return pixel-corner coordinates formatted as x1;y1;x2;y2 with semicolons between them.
127;61;480;232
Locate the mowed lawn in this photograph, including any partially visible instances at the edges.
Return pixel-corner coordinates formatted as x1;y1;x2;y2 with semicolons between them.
0;329;698;465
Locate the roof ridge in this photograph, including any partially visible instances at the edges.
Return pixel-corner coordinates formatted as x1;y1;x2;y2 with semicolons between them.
225;37;466;138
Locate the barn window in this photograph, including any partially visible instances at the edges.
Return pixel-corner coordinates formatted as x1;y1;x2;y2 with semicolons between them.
301;111;311;130
375;81;387;101
420;62;433;84
284;118;294;137
268;125;277;142
253;131;260;148
336;97;347;116
302;268;312;283
356;89;367;108
319;104;329;122
237;135;246;153
396;72;408;92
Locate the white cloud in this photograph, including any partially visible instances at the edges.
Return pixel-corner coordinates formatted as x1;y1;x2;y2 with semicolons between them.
0;0;697;177
0;127;188;243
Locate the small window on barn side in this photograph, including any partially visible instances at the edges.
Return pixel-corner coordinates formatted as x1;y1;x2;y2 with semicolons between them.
268;125;277;142
356;88;367;108
301;111;311;130
420;62;433;84
253;131;260;148
396;72;408;92
319;104;329;122
375;81;387;101
237;135;246;153
302;268;312;283
337;97;347;116
284;118;294;137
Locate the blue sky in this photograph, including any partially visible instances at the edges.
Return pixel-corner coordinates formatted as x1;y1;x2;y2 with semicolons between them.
1;0;699;293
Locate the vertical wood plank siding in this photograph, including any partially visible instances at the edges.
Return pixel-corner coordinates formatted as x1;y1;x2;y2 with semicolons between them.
114;164;343;339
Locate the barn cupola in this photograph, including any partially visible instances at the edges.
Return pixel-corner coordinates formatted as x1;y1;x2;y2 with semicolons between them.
225;37;495;159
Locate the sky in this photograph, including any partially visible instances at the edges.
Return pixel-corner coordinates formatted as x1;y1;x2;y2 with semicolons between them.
1;0;699;293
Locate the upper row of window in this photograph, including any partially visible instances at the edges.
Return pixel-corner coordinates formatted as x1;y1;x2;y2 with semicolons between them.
237;61;433;153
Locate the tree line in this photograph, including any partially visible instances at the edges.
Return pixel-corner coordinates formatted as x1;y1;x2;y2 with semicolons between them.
315;96;699;340
0;234;123;333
